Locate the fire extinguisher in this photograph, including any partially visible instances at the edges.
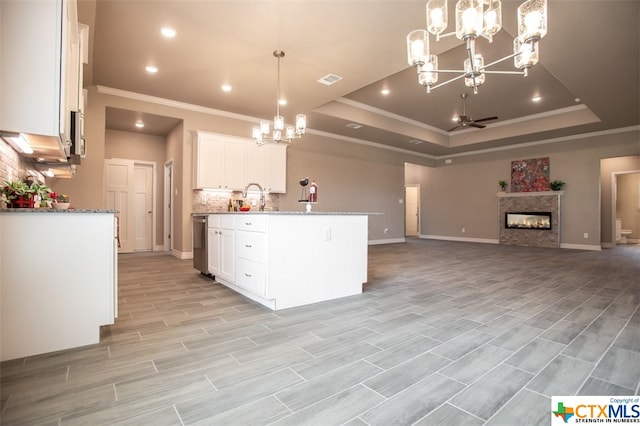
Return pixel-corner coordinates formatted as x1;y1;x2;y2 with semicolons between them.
309;180;318;202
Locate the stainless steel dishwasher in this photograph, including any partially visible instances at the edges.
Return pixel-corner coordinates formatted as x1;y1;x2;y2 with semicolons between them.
192;215;208;275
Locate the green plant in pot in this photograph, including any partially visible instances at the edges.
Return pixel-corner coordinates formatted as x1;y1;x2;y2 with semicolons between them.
549;180;566;191
498;180;508;191
2;180;36;208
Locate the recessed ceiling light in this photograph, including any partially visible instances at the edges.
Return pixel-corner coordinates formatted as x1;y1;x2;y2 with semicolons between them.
381;89;390;95
532;95;542;102
221;84;232;92
346;123;363;129
452;116;459;122
574;97;581;103
135;121;144;128
160;27;176;38
145;65;158;74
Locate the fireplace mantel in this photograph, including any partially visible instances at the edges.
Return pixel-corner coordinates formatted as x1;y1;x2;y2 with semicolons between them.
496;191;564;198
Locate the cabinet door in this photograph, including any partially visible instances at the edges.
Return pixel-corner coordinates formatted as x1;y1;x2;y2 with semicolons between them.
0;0;72;145
218;228;235;282
246;142;267;186
207;227;220;276
224;137;248;190
266;144;287;193
194;133;224;189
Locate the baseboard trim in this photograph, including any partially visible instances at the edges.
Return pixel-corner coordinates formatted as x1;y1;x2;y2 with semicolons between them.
172;249;193;260
560;243;602;251
369;238;406;245
421;235;500;245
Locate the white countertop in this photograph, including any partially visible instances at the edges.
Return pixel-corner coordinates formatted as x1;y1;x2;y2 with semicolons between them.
192;211;382;216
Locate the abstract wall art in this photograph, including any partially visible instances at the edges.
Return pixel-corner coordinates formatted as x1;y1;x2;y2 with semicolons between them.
510;157;550;192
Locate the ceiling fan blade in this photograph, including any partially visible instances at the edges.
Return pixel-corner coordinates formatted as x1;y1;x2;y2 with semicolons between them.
447;124;463;132
470;123;486;129
474;116;498;123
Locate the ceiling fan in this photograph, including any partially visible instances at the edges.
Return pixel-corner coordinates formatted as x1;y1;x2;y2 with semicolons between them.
448;93;498;132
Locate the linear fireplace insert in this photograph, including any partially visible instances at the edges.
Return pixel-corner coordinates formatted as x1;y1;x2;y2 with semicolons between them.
505;212;552;230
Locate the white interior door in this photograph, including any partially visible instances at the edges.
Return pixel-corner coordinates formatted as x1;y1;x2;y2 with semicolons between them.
164;161;173;252
105;159;134;253
134;164;153;251
405;185;420;237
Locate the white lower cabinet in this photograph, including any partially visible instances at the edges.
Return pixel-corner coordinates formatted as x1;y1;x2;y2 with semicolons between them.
0;212;117;361
208;215;235;282
207;213;368;311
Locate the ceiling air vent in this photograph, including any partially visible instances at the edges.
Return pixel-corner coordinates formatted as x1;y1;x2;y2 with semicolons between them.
317;73;343;86
346;123;363;129
409;139;424;145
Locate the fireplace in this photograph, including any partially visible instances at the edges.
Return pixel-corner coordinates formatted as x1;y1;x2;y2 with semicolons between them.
505;212;552;230
497;191;562;248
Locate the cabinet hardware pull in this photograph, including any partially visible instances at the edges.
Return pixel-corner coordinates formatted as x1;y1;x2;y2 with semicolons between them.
245;273;252;277
245;244;252;248
245;222;252;226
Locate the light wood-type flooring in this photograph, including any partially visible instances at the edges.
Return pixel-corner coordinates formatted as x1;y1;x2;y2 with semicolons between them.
1;239;639;425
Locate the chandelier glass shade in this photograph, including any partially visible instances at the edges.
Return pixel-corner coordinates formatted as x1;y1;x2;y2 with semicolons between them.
407;0;547;94
252;50;306;145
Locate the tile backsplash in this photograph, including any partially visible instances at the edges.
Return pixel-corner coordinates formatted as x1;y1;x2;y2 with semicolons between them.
192;190;280;213
0;139;36;184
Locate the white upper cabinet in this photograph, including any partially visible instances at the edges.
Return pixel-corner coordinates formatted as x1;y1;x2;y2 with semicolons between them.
0;0;81;156
193;131;287;193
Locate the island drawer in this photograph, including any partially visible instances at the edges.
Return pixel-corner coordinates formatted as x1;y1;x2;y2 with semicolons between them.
236;258;266;296
236;231;266;262
236;215;267;232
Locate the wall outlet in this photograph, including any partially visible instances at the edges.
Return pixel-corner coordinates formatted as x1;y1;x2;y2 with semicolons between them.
323;227;332;241
462;227;466;233
399;199;403;204
384;227;389;234
584;233;589;239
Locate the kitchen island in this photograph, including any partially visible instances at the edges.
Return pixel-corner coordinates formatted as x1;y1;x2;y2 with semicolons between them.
0;209;118;361
200;212;369;310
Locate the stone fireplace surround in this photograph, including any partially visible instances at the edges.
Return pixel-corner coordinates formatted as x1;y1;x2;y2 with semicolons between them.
497;191;563;248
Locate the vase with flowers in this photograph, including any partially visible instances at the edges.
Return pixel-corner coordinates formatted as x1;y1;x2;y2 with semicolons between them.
51;192;70;209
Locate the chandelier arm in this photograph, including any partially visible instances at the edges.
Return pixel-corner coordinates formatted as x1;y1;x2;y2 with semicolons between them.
425;73;468;91
481;52;519;70
482;70;527;75
421;69;468;74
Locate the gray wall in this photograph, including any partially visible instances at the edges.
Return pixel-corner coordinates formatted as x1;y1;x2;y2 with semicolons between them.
406;132;640;248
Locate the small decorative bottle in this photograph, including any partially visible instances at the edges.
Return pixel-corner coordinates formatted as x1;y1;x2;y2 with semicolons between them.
309;180;318;203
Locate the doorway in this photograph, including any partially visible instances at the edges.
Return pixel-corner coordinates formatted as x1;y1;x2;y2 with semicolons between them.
405;184;420;237
104;159;156;253
164;160;174;253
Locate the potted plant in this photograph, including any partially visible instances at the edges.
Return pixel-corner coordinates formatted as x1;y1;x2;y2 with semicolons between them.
30;182;52;207
2;180;36;208
549;180;566;191
498;180;508;192
52;193;70;209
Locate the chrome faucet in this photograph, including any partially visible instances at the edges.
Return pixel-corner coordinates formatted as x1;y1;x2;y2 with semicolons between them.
242;182;265;211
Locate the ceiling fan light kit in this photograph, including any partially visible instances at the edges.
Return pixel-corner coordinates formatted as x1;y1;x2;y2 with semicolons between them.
407;0;547;94
252;50;306;145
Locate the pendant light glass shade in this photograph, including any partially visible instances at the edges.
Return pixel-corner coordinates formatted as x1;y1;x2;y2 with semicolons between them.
407;29;429;66
426;0;448;38
517;0;547;42
418;55;439;86
295;114;306;134
456;0;483;40
464;54;485;87
513;37;539;69
482;0;502;41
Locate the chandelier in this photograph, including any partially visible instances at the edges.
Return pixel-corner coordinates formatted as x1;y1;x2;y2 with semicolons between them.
407;0;547;94
252;50;306;145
